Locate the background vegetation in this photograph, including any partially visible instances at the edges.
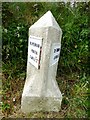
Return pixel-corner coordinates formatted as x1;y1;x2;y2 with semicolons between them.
2;2;90;118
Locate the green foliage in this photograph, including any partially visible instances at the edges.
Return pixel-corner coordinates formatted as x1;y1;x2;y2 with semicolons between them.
2;102;10;111
2;17;29;78
59;73;89;118
2;2;89;75
57;2;89;74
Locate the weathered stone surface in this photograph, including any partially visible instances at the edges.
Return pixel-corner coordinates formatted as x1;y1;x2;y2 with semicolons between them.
21;11;62;113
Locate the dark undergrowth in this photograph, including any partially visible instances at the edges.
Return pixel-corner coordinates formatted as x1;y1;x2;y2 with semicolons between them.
1;71;89;118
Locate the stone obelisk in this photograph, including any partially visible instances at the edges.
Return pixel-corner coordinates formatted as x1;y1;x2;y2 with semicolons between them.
21;11;62;113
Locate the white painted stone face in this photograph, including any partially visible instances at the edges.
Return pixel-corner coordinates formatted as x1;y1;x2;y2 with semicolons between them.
28;35;42;69
50;43;61;66
21;11;62;113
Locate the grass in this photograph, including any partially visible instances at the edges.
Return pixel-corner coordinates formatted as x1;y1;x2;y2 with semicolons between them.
1;70;89;118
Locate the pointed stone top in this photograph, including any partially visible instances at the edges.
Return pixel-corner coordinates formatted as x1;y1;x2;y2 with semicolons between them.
30;11;61;30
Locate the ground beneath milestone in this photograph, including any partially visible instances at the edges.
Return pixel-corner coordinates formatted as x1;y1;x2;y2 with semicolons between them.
1;74;66;118
1;73;88;118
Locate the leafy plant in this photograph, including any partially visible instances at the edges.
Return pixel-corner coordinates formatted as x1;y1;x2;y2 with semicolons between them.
2;102;10;112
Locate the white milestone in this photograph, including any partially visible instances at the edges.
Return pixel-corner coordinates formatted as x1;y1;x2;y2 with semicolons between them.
21;11;62;113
